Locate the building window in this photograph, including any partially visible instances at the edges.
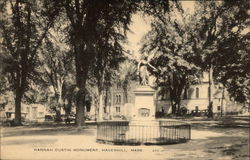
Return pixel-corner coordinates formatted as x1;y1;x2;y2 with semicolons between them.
116;106;120;112
118;95;121;104
184;88;188;99
116;95;118;104
6;113;11;118
195;87;199;98
103;106;106;113
189;88;194;99
217;106;221;111
115;94;121;104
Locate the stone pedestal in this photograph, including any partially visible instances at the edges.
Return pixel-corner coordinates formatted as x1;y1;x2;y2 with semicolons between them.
132;85;156;120
126;85;160;142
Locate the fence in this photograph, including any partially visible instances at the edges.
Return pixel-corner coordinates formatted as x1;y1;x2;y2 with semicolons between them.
96;121;191;145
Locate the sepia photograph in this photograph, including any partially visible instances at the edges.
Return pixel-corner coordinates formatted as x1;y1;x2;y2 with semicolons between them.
0;0;249;160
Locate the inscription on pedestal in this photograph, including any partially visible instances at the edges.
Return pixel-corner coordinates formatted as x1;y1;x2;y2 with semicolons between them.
138;108;150;117
133;85;155;120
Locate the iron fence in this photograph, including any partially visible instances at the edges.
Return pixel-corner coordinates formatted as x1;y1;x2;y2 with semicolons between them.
96;121;191;145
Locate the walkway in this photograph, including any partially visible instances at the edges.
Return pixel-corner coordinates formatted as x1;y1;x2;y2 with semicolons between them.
1;118;249;160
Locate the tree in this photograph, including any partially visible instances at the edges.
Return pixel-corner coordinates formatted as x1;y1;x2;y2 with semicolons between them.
62;80;78;116
117;57;138;103
141;2;201;115
142;1;249;116
0;0;60;125
88;10;132;120
62;0;130;125
41;28;74;121
90;50;125;121
211;3;249;104
192;1;249;116
60;0;172;126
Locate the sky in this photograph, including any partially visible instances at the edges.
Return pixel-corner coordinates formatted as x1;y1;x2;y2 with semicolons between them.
125;14;151;59
125;1;195;58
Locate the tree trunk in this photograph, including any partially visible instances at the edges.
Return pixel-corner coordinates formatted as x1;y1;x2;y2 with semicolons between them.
220;86;224;117
97;70;105;121
14;65;24;126
104;86;109;114
55;109;62;122
95;98;98;121
55;94;63;122
14;87;22;126
208;65;214;118
74;34;87;126
176;101;181;115
65;0;102;126
169;73;185;116
75;60;86;126
171;103;177;115
66;99;72;115
75;88;85;126
98;90;104;121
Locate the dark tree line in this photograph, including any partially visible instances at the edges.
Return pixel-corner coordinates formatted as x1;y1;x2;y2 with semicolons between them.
1;0;248;125
0;0;172;126
141;1;249;116
0;0;61;125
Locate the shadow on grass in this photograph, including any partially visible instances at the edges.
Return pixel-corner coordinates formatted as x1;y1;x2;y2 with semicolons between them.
2;138;58;146
159;134;250;160
207;136;250;159
189;119;250;130
1;123;96;137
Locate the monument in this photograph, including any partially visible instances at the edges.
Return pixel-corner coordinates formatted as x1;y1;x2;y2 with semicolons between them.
131;55;157;123
125;57;160;142
96;56;191;145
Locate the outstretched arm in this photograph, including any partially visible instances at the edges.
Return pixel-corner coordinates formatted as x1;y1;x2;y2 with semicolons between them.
137;61;142;72
148;62;157;71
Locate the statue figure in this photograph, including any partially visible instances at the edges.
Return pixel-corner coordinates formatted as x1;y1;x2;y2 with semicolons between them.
137;55;157;86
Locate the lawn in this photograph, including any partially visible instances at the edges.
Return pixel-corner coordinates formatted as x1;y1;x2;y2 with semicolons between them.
0;117;249;160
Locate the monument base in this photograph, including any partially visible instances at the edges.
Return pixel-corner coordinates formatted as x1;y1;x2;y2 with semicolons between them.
125;120;160;143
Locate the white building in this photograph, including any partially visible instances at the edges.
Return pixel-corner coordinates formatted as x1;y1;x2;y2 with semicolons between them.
0;92;51;122
156;72;246;115
109;72;247;119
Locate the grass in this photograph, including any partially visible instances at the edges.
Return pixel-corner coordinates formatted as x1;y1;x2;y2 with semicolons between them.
1;116;249;160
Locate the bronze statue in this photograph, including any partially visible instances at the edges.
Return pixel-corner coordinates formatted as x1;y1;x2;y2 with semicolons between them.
137;55;157;85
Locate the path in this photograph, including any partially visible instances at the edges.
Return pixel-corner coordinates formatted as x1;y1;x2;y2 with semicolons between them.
1;119;249;160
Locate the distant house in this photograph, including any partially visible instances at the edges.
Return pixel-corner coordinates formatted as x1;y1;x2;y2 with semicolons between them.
108;82;137;120
156;72;246;115
25;104;50;122
0;93;51;122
